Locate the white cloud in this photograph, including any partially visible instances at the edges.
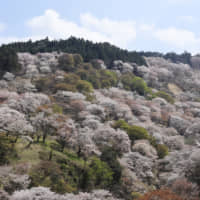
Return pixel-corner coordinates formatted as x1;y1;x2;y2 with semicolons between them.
0;36;42;45
0;9;200;53
154;27;200;48
80;13;136;48
27;9;137;48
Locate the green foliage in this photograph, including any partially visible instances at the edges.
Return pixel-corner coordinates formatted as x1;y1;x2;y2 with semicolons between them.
76;80;93;94
34;76;55;92
0;133;17;165
113;120;169;159
73;54;83;66
131;76;149;96
83;157;113;190
121;73;135;90
90;59;104;69
77;68;100;89
0;47;21;76
131;192;142;199
75;66;117;89
100;147;122;184
52;104;63;114
112;120;129;131
155;144;169;159
6;37;147;67
99;69;118;88
127;125;149;143
113;120;149;143
54;83;77;92
85;93;96;102
30;155;114;193
58;53;75;72
139;50;191;65
30;161;76;193
164;51;191;65
64;73;80;84
155;91;175;104
120;74;152;97
76;69;90;80
54;73;81;92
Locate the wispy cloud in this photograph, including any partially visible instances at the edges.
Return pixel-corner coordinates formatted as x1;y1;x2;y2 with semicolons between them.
27;9;137;49
0;9;200;53
154;27;200;47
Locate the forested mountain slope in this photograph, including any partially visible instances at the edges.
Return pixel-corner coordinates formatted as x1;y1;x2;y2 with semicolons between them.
1;40;200;199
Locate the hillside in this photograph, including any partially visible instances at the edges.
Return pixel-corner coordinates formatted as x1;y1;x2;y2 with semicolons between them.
1;42;200;199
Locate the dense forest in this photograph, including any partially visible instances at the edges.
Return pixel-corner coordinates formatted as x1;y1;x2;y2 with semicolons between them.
3;37;146;67
139;51;192;65
0;37;194;77
1;36;192;68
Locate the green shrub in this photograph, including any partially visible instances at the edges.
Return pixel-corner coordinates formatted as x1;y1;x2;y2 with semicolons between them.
131;192;142;199
101;79;112;88
121;73;135;90
84;157;113;189
155;144;169;159
155;91;175;104
35;77;55;92
76;68;101;89
131;76;149;95
113;120;149;143
127;125;149;144
54;73;81;92
73;54;83;66
100;70;118;88
113;120;168;159
30;161;76;194
76;69;90;80
85;93;96;102
52;104;63;114
76;80;93;94
0;133;17;165
64;73;80;84
75;65;118;89
100;147;122;184
58;54;75;72
54;83;77;92
146;88;157;100
87;70;101;89
90;59;104;69
120;75;150;96
112;120;129;131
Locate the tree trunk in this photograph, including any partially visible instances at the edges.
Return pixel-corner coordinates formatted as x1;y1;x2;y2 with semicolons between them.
14;136;18;143
49;150;53;161
36;135;40;143
42;134;46;143
61;142;65;152
25;141;32;149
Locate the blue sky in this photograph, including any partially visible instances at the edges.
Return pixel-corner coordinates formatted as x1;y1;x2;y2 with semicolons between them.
1;0;200;53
